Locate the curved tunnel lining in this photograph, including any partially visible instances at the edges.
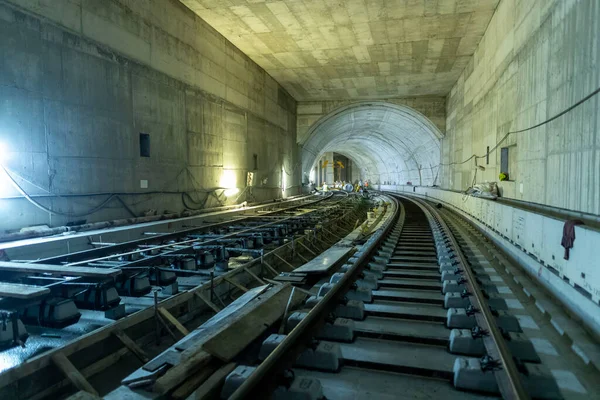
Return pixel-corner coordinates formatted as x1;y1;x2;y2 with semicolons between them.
302;102;443;186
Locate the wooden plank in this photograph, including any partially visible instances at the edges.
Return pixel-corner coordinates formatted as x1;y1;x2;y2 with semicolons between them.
194;291;221;313
0;205;336;398
201;285;306;362
243;267;266;285
34;346;132;400
158;307;190;336
0;282;50;299
224;277;248;292
153;350;212;394
112;330;149;363
187;362;236;399
0;256;258;391
264;279;313;297
107;286;302;398
273;275;306;284
293;246;354;274
51;353;99;396
170;363;218;399
0;261;121;277
65;390;100;400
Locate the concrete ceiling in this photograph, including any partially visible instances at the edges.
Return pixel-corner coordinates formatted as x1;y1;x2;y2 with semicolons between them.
180;0;499;100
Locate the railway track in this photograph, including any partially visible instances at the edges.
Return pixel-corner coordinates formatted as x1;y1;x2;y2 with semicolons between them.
1;192;597;399
0;191;373;399
218;194;597;400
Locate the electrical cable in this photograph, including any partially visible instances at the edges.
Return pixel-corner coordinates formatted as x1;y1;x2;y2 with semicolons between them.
337;85;600;184
181;191;210;210
439;85;600;167
1;164;118;218
3;84;597;217
0;164;224;217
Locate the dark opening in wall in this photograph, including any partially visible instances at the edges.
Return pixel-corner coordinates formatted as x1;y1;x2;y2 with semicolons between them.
139;133;150;157
253;154;258;170
486;146;490;164
500;147;509;174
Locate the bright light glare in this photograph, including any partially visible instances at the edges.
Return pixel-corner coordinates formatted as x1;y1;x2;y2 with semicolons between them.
220;169;237;188
223;188;239;197
309;168;315;182
0;142;8;164
0;170;9;198
220;169;239;197
0;142;12;197
281;166;287;192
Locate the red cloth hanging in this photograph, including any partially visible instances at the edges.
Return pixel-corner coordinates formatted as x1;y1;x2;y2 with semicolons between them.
561;219;584;260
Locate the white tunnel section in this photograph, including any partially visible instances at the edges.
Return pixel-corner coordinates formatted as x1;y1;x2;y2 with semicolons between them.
302;102;443;186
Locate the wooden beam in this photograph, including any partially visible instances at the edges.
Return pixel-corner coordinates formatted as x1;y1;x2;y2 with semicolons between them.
156;313;178;341
274;253;295;270
262;261;279;276
224;277;249;293
264;279;313;296
321;226;341;238
51;353;99;396
201;286;305;362
0;214;338;398
193;291;221;313
65;390;100;400
0;246;288;393
306;239;323;252
263;278;282;285
158;307;189;337
295;252;309;263
170;364;217;400
112;330;149;363
187;362;236;399
297;240;318;256
213;291;227;308
243;267;266;285
153;351;212;395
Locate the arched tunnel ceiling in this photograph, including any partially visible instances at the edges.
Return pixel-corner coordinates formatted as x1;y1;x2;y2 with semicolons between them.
302;102;441;185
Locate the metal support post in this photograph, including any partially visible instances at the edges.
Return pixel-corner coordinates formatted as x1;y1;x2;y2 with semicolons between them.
154;290;160;345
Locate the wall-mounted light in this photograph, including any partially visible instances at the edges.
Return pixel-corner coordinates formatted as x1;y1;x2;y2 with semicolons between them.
220;169;239;197
281;166;287;192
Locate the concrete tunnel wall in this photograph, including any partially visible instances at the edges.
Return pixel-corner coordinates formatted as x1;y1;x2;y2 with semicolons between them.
0;0;300;232
301;102;443;186
442;0;600;215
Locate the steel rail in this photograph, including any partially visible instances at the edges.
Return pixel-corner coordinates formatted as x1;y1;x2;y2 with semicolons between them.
404;195;529;400
194;197;368;283
80;208;320;269
229;195;401;400
0;194;363;397
34;193;334;266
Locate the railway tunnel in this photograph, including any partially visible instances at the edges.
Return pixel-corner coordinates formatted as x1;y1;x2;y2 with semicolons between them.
0;0;598;399
301;102;443;187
